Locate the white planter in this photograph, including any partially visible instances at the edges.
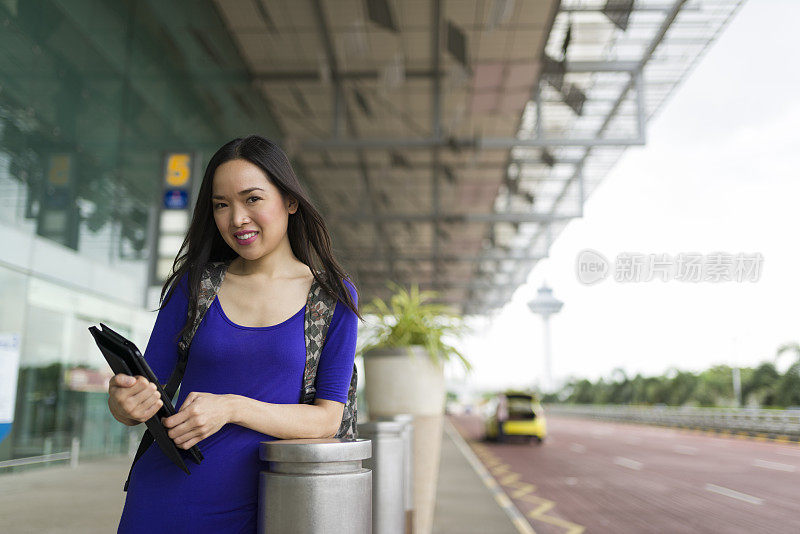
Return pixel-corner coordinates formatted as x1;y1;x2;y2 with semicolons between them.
364;346;445;534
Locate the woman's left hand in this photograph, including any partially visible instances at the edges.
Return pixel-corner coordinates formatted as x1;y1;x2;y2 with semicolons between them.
162;392;236;449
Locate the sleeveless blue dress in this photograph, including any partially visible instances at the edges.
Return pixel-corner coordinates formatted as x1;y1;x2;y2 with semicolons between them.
118;272;358;533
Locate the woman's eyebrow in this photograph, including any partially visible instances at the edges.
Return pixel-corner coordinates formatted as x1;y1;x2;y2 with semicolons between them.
211;187;265;200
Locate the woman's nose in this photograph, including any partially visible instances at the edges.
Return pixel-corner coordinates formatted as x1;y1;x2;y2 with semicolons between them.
231;207;251;226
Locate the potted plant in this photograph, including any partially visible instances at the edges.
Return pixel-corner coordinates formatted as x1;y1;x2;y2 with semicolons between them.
359;281;472;534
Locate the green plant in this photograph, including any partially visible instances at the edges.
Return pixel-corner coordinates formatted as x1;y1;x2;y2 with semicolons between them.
359;280;473;372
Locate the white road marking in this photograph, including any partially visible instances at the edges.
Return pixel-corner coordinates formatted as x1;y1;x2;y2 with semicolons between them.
569;443;586;453
753;458;796;472
565;477;579;486
776;448;800;458
673;445;698;455
705;484;764;505
614;456;643;470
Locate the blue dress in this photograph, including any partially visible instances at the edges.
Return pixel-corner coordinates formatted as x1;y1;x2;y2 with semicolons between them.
118;272;358;533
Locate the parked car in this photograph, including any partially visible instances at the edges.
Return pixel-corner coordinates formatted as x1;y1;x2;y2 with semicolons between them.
484;391;547;444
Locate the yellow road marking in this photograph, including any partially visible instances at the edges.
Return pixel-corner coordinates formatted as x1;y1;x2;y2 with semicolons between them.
466;431;586;534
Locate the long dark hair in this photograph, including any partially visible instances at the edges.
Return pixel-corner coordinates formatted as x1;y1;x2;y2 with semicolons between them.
157;135;363;343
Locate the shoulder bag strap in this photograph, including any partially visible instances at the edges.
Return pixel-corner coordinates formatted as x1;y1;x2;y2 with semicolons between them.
299;271;337;404
124;259;231;491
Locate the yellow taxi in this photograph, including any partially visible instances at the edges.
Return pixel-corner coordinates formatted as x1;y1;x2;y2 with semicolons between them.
484;391;547;444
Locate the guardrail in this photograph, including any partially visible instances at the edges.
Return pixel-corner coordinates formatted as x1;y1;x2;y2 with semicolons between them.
545;404;800;439
0;437;81;469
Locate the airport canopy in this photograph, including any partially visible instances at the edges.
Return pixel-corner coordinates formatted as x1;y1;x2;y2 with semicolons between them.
212;0;743;315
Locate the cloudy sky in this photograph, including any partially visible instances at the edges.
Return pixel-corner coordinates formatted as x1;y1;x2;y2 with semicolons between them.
447;0;800;392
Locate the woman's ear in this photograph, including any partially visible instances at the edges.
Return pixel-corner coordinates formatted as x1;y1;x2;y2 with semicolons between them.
287;196;298;214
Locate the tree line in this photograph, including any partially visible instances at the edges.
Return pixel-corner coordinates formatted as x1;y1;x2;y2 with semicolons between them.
542;343;800;408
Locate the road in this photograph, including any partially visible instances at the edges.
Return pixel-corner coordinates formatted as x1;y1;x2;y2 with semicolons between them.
450;414;800;533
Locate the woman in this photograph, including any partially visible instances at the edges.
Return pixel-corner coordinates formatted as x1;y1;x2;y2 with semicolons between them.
107;135;362;533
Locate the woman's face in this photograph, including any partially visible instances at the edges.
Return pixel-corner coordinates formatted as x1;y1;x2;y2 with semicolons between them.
211;159;297;260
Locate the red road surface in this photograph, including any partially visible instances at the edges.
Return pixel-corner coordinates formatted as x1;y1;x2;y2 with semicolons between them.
450;414;800;534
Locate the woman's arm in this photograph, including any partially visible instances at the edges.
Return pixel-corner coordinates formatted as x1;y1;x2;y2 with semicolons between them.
162;393;344;449
228;396;344;439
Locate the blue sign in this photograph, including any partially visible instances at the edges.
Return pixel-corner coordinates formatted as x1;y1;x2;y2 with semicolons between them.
163;189;189;209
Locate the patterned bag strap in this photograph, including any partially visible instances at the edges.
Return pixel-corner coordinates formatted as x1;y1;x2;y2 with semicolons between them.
335;364;359;439
123;259;231;492
164;259;232;400
299;271;338;404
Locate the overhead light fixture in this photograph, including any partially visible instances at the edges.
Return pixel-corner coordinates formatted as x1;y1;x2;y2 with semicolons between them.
603;0;635;31
446;136;462;154
365;0;399;33
353;87;372;117
446;21;470;73
561;19;572;60
541;148;555;167
542;55;566;93
390;151;410;169
562;83;586;115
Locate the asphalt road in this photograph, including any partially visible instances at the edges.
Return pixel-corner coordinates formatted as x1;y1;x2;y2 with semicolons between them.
450;414;800;534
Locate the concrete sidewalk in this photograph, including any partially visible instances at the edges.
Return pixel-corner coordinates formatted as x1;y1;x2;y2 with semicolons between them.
0;423;521;533
0;455;128;533
432;420;522;534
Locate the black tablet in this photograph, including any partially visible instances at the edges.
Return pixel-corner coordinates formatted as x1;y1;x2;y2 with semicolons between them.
89;323;203;472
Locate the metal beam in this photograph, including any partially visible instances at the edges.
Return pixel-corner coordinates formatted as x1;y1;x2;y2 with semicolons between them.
431;0;442;289
343;253;548;262
301;157;588;171
357;279;522;290
252;61;640;83
333;211;580;223
300;135;645;150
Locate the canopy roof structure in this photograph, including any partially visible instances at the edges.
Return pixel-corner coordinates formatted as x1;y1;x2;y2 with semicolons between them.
214;0;744;315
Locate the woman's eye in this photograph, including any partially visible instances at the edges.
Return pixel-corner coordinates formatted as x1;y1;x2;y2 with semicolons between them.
247;196;261;203
214;203;225;209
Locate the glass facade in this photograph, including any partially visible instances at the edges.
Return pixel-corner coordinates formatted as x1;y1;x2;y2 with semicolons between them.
0;0;282;472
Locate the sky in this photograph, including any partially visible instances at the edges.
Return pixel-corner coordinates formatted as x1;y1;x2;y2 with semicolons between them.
445;0;800;393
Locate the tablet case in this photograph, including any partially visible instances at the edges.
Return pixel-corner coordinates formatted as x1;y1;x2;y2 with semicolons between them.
88;322;203;474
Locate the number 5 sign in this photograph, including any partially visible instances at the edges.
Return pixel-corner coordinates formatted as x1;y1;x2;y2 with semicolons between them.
165;153;191;188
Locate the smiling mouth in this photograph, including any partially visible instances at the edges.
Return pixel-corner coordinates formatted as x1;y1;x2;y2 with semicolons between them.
235;231;259;243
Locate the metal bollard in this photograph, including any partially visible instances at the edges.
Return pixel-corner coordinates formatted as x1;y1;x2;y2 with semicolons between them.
258;438;372;534
389;415;414;534
358;421;406;534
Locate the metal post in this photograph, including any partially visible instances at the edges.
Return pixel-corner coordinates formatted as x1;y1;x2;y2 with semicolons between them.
70;437;80;469
358;421;406;534
390;415;414;534
258;438;372;534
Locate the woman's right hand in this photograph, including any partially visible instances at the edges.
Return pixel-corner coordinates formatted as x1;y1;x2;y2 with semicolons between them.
108;374;163;426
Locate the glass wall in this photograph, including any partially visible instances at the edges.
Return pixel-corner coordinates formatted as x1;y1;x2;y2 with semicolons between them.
0;0;282;471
